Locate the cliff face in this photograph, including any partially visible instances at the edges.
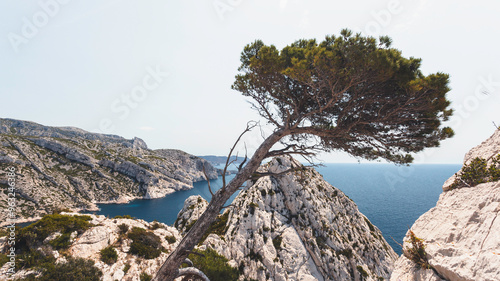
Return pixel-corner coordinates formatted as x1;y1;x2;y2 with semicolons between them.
391;129;500;281
0;118;217;223
178;157;398;281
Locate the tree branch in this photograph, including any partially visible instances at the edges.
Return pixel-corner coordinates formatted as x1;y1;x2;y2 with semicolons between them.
177;267;210;281
222;121;258;190
202;164;214;197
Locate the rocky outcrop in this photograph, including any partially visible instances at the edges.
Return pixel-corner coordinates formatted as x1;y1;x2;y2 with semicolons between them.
0;213;182;281
0;118;217;223
391;129;500;281
178;157;398;281
443;129;500;191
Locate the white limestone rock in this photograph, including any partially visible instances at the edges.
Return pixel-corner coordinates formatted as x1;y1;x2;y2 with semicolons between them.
183;156;397;281
0;212;182;281
175;195;209;234
391;129;500;281
443;129;500;191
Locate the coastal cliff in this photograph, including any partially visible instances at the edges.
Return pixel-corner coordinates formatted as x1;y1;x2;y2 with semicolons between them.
390;129;500;281
178;157;398;281
0;118;217;223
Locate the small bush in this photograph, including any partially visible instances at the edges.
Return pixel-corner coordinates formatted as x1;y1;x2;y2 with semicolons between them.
100;246;118;265
0;253;9;267
272;235;282;250
356;265;369;279
37;257;102;281
17;214;92;251
118;223;129;235
149;221;162;230
165;235;176;244
404;230;431;269
451;154;500;189
48;233;71;250
128;227;163;259
248;249;263;262
17;250;55;271
249;202;258;216
114;215;134;219
140;272;152;281
123;263;131;273
200;212;229;244
187;248;240;281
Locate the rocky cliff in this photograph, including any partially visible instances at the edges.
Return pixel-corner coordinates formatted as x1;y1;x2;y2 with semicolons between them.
178;157;398;281
390;129;500;281
0;118;217;223
0;212;183;281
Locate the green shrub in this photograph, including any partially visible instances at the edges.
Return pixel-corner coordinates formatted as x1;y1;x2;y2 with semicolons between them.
404;230;431;269
127;227;163;259
140;272;152;281
100;246;118;265
249;202;258;216
118;223;129;235
114;215;134;219
165;235;176;244
0;253;9;267
200;212;229;244
272;235;282;250
149;221;162;230
17;250;55;271
356;265;369;279
247;249;263;262
33;256;102;281
123;263;131;273
451;154;500;189
187;248;240;281
17;214;92;251
48;233;71;250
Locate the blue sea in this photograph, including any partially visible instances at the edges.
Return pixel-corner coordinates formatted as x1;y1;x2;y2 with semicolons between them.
95;163;460;255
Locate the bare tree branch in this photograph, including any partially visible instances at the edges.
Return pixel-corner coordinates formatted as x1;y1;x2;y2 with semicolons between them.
202;164;214;197
177;267;210;281
222;121;258;191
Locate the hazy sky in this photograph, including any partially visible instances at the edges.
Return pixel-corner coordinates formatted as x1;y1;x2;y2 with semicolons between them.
1;0;499;164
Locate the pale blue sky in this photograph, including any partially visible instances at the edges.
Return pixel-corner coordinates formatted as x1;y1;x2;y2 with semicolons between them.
1;0;499;163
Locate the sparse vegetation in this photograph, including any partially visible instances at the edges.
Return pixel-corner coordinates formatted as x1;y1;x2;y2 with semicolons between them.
451;154;500;189
249;202;258;215
114;214;134;219
100;246;118;265
118;223;129;235
149;221;162;230
140;272;152;281
21;256;102;281
119;264;129;276
356;265;369;280
17;213;92;251
127;227;164;259
165;235;177;244
200;212;230;244
187;248;240;281
272;235;283;250
404;230;431;269
0;253;9;267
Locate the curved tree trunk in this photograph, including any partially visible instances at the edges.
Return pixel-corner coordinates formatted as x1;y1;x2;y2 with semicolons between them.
153;129;287;281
